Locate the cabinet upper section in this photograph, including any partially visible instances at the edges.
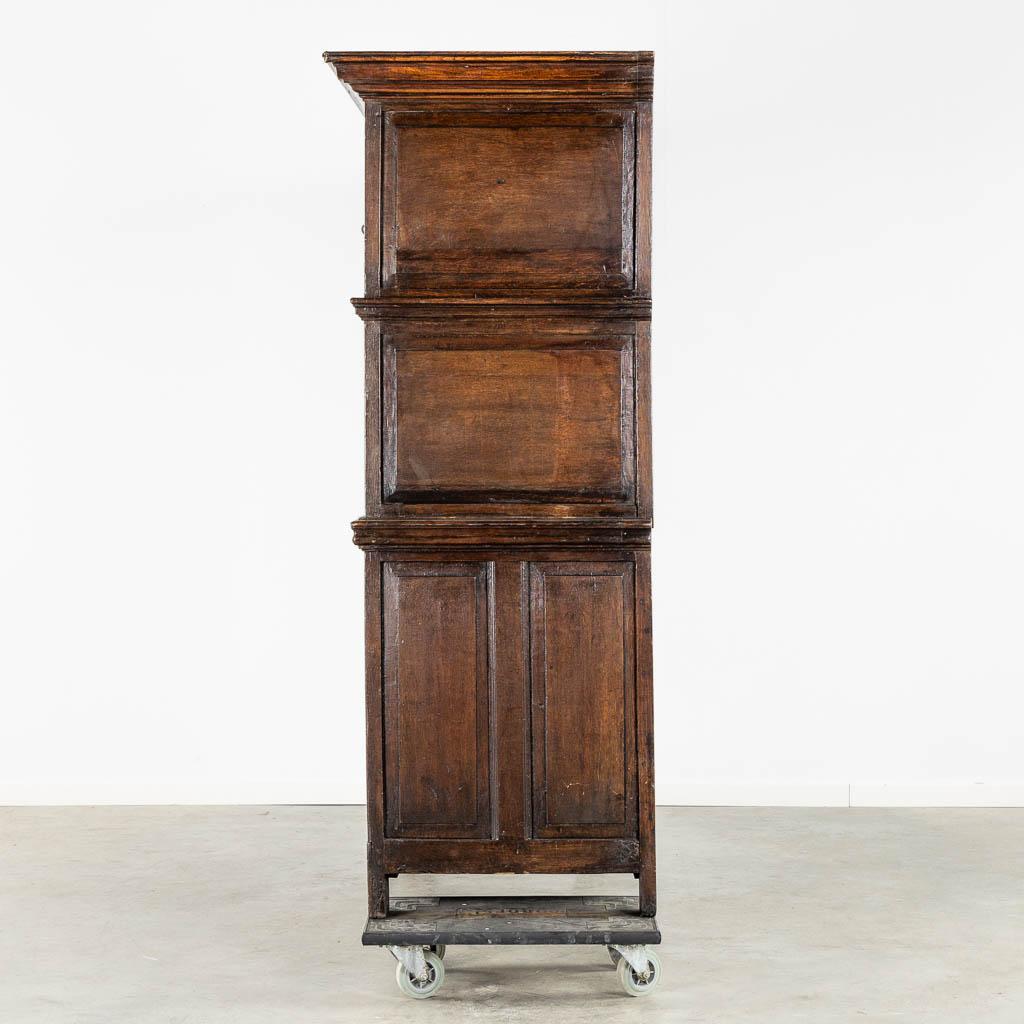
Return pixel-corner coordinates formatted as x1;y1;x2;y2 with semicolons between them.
324;52;652;298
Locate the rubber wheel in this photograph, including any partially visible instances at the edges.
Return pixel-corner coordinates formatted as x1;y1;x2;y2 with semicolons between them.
617;948;661;996
430;944;446;960
395;951;445;999
607;946;622;966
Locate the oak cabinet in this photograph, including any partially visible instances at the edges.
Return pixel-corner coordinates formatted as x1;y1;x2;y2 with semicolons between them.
325;51;656;921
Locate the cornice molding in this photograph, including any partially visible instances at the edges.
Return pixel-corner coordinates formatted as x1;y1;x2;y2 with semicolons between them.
323;51;654;106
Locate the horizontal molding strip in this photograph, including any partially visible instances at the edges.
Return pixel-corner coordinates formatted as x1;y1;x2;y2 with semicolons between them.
352;517;652;550
351;296;651;321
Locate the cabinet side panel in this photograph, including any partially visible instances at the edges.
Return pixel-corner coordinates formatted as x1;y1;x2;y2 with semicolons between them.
364;101;383;295
530;562;637;839
383;562;492;838
635;549;657;914
364;554;387;917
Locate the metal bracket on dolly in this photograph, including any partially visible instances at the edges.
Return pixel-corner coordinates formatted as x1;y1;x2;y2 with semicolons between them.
387;945;428;982
611;944;655;976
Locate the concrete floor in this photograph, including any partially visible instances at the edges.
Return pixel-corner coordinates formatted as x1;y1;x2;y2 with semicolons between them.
1;807;1021;1023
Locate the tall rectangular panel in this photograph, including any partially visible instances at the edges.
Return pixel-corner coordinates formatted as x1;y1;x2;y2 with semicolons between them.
529;561;637;839
383;562;492;839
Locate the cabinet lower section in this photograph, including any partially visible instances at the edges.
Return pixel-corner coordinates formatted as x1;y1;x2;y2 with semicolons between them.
362;549;656;918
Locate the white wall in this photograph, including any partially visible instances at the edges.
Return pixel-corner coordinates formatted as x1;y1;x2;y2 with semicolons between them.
2;1;1022;806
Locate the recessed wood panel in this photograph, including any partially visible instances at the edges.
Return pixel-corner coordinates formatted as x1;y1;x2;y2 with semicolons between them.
383;335;634;505
383;562;492;839
529;562;637;839
382;111;635;292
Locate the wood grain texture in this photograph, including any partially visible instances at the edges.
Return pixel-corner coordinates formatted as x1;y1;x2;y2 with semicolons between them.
635;549;657;915
363;554;387;918
492;561;530;840
351;518;652;550
384;336;632;504
383;562;492;839
383;837;639;875
326;52;656;919
530;562;637;839
362;102;383;297
324;52;654;105
367;318;647;519
352;296;651;321
382;111;633;292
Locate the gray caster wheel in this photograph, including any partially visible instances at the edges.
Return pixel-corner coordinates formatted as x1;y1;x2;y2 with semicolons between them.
395;950;445;999
617;947;661;996
607;946;622;966
430;943;446;960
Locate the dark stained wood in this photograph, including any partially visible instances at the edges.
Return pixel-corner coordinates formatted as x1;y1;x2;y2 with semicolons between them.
352;296;651;320
362;896;660;947
323;52;654;106
384;333;633;504
635;320;654;521
352;518;651;550
366;316;648;520
363;553;387;918
382;110;634;292
492;561;530;840
635;550;657;916
634;100;653;295
362;102;383;298
383;562;492;838
363;321;383;515
325;52;656;922
383;837;639;875
530;562;637;839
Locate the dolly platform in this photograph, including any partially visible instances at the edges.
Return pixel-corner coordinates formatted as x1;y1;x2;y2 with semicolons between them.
363;896;663;999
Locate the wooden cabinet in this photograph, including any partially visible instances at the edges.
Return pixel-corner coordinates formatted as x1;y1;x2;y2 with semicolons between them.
325;51;656;921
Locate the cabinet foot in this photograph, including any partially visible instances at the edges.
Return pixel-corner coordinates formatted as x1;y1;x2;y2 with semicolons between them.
368;870;389;919
638;868;657;917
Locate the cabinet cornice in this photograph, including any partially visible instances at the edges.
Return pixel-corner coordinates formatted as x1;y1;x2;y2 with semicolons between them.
323;51;654;106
